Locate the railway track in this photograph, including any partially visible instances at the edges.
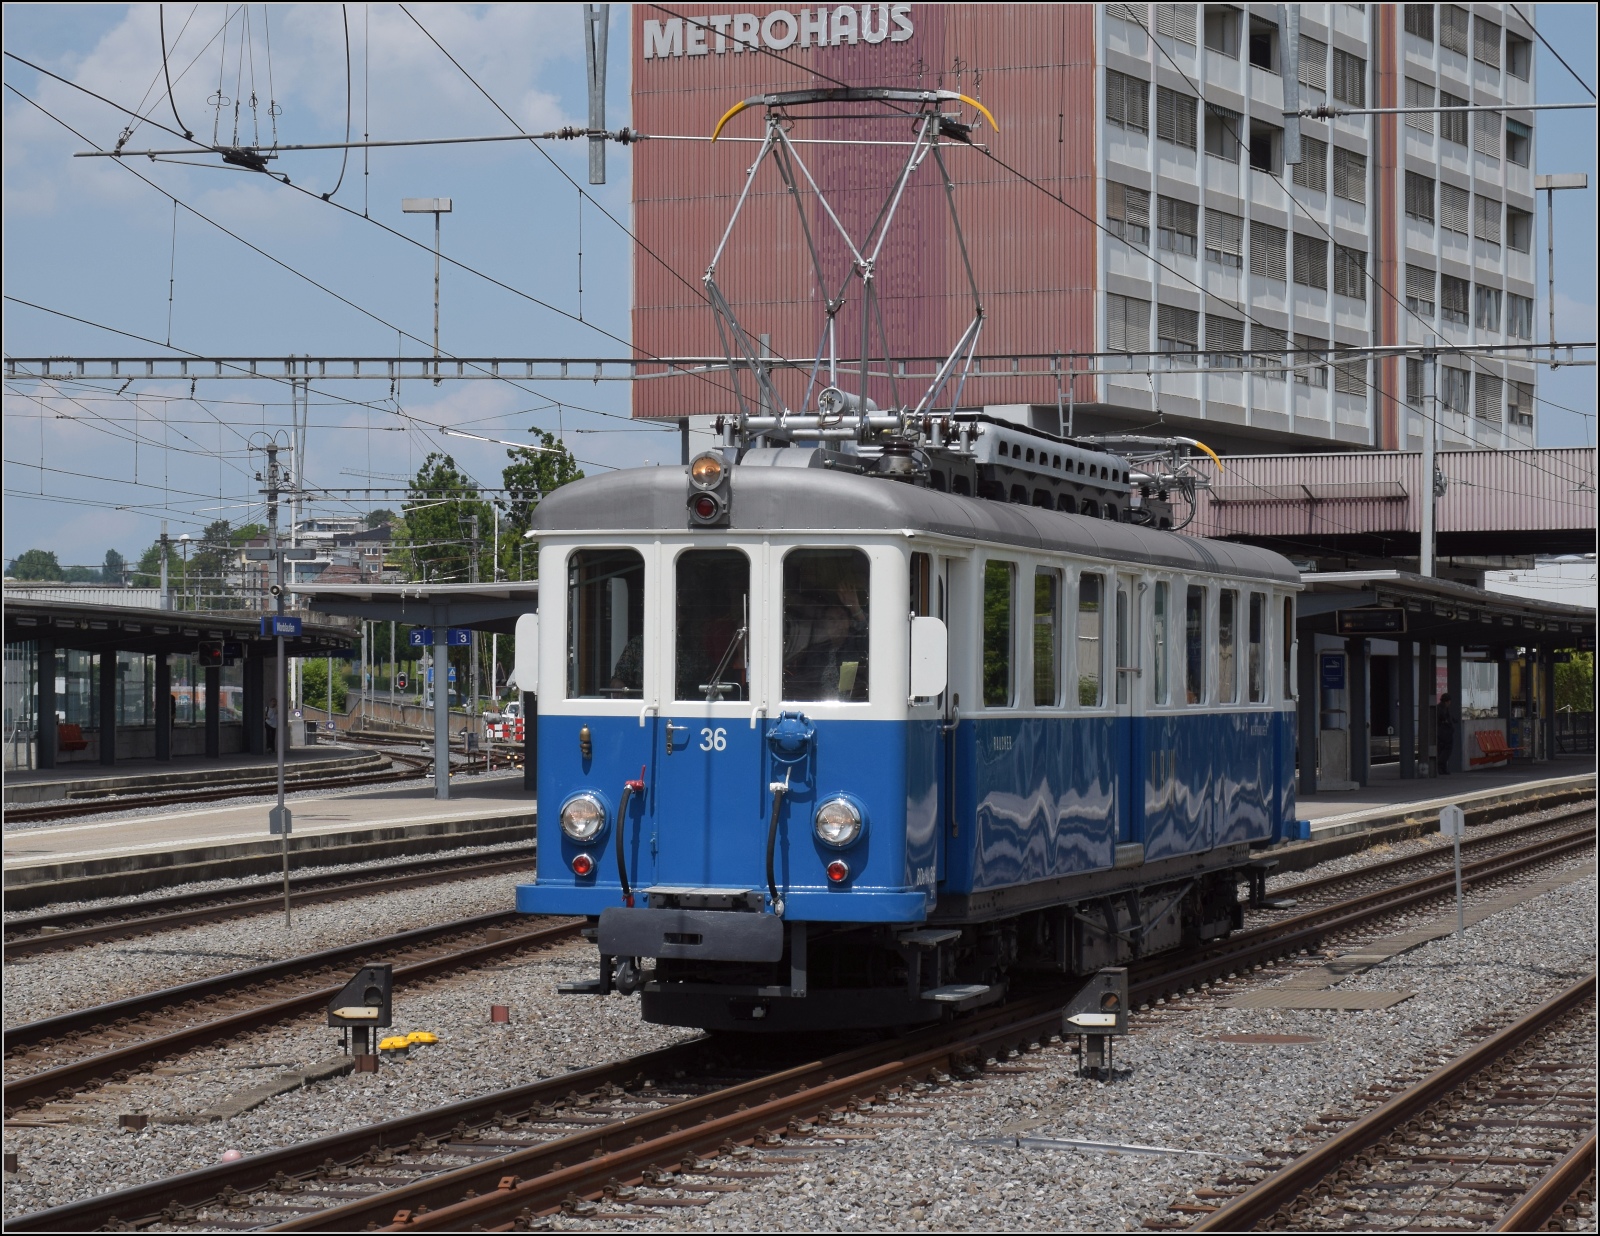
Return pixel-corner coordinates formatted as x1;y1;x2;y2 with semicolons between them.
1190;976;1597;1233
9;817;1591;1233
2;915;581;1116
4;847;537;957
1262;802;1596;913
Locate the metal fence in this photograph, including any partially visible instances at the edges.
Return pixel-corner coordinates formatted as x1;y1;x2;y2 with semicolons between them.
1555;712;1596;755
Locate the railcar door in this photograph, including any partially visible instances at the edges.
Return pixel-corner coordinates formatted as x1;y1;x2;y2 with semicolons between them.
907;552;957;888
1113;571;1142;849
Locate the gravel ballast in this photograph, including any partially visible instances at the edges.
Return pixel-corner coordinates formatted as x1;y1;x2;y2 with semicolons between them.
4;849;1591;1229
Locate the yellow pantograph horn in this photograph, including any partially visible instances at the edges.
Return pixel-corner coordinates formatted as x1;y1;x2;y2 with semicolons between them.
1192;439;1224;471
956;93;999;134
711;98;753;142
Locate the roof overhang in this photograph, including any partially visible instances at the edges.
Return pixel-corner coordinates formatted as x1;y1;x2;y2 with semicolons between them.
1298;569;1595;647
291;582;539;635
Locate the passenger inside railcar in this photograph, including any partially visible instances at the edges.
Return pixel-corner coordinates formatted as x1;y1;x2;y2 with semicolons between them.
782;549;870;702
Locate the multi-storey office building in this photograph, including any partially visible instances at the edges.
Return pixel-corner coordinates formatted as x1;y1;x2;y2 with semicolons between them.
631;3;1540;453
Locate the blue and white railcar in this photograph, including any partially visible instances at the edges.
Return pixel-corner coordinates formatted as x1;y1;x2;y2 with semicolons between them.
515;450;1300;1032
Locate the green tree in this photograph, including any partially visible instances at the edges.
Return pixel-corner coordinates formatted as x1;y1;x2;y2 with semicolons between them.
102;548;127;584
228;523;267;546
187;519;236;608
366;508;396;529
401;454;493;585
302;657;349;713
1555;651;1594;714
130;539;183;590
7;549;63;580
61;563;101;582
501;429;583;577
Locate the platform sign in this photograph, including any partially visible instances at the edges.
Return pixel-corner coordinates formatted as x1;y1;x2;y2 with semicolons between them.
409;627;471;646
261;616;302;637
1336;608;1406;635
269;806;292;835
1319;654;1346;691
424;667;458;686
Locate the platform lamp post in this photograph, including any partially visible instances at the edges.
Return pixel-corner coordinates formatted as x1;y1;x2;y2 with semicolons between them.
1535;173;1588;369
401;197;452;384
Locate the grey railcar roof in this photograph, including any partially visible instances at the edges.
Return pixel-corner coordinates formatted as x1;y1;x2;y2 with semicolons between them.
533;466;1301;587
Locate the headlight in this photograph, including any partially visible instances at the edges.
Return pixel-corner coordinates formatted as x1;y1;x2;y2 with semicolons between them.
560;792;607;842
689;452;724;490
814;796;863;848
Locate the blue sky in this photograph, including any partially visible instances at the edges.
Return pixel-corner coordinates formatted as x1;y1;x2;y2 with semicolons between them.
3;4;1595;569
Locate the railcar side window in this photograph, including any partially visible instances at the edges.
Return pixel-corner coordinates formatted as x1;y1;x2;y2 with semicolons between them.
983;560;1016;707
675;550;749;702
1114;584;1130;706
1185;585;1206;703
1282;596;1296;698
1218;589;1239;703
1034;568;1061;707
1248;593;1266;703
1078;572;1104;707
782;549;870;702
1152;581;1170;705
568;548;646;699
910;552;932;616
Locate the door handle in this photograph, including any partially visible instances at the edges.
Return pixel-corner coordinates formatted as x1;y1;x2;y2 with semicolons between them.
664;721;689;753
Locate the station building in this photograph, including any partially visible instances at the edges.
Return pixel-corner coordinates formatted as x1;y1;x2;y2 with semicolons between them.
631;3;1540;454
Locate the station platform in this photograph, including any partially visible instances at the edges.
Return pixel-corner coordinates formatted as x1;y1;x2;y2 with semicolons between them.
1297;756;1596;839
3;747;380;806
2;776;536;908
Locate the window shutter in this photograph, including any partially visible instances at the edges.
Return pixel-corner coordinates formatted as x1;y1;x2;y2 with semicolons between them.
1474;373;1502;423
1473;16;1500;67
1250;222;1286;280
1206;315;1245;353
1405;171;1434;221
1205;210;1243;255
1107;294;1128;352
1297;35;1327;91
1106;71;1126;127
1406;264;1435;302
1158;304;1198;348
1156;3;1196;44
1107;4;1149;24
1333;50;1365;107
1334;246;1366;300
1294;334;1328;386
1125;296;1150;352
1404;78;1434;133
1293;234;1328;289
1333;344;1366;395
1441;274;1470;322
1439;183;1470;233
1293;135;1327;192
1252;325;1288;371
1128;76;1149;131
1333;148;1367;203
1473;110;1500;157
1441;5;1469;55
1404;5;1434;41
1156;87;1197;148
1474;195;1501;244
1124;187;1150;229
1509;381;1533;425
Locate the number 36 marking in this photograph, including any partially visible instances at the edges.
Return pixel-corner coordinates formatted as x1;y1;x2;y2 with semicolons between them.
699;726;727;752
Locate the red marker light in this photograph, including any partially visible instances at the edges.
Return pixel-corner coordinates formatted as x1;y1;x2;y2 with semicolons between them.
826;859;850;884
692;494;718;519
570;853;595;877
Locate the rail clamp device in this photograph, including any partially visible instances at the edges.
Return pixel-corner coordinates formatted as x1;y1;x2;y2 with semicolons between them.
1063;967;1128;1080
328;964;394;1028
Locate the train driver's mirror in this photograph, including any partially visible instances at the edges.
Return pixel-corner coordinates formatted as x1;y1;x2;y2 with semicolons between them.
909;616;948;699
514;613;540;698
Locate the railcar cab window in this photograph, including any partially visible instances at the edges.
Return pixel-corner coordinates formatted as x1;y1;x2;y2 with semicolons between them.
782;549;870;703
1282;596;1296;698
568;548;645;699
675;550;749;702
1077;572;1104;707
983;560;1016;707
1247;592;1266;703
1218;588;1239;704
1034;568;1061;707
1185;584;1206;703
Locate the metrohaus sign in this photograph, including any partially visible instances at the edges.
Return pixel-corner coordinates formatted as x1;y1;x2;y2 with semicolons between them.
643;5;914;58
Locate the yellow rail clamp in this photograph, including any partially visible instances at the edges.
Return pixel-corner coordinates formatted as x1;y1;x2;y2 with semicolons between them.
378;1036;411;1052
405;1031;439;1045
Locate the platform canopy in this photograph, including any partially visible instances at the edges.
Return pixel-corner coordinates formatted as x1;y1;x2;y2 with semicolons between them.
291;582;539;635
2;595;353;657
1298;570;1595;648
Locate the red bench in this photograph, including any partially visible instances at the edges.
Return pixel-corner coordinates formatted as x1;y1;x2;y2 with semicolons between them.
1471;729;1525;766
57;723;88;753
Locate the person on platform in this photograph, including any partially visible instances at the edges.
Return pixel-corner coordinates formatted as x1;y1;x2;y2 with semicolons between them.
1437;692;1455;775
266;697;279;752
